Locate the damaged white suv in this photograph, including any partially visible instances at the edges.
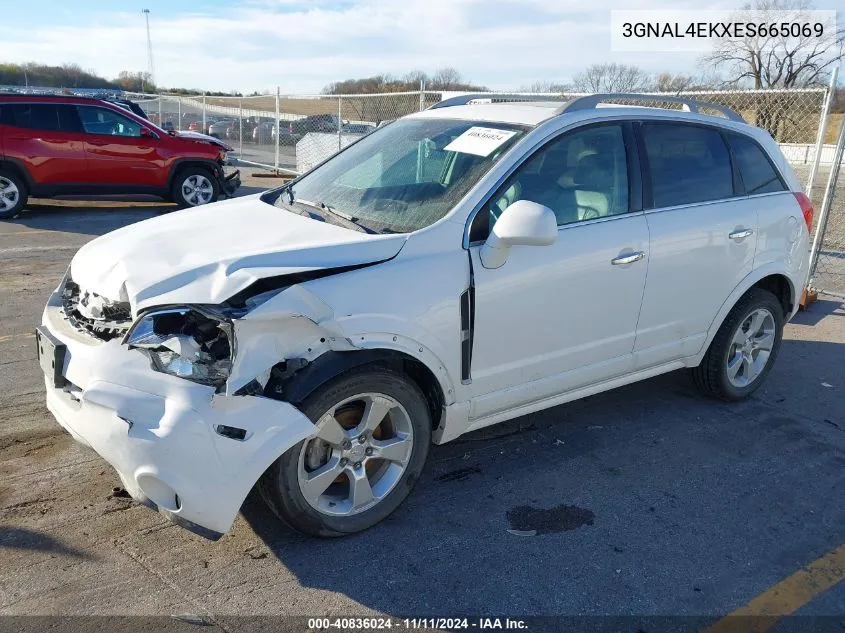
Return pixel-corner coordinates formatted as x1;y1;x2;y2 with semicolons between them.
38;94;812;539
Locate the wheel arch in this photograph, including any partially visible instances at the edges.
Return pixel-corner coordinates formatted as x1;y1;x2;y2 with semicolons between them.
167;158;222;190
0;158;34;190
276;349;447;434
690;266;796;366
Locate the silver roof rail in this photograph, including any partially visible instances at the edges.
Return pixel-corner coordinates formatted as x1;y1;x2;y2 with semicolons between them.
428;93;562;109
556;93;745;123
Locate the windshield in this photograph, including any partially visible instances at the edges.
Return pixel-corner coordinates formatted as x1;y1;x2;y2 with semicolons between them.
269;118;527;233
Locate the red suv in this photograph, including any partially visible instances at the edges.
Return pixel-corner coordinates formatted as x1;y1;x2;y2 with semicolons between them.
0;95;240;220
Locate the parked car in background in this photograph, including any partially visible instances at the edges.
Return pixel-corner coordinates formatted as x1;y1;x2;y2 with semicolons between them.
188;120;203;132
0;94;240;218
253;120;275;144
288;114;341;138
271;122;298;146
208;119;236;139
341;123;375;135
35;93;810;541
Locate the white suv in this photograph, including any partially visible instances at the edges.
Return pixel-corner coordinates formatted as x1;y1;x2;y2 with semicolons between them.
38;94;813;539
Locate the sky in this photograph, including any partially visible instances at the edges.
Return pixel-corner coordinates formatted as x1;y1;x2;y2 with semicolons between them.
0;0;839;94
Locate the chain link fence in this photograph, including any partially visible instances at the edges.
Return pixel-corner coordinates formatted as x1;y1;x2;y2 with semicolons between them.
126;88;829;180
126;90;441;173
807;116;845;299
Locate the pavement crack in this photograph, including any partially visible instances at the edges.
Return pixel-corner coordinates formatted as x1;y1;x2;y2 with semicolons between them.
113;542;233;632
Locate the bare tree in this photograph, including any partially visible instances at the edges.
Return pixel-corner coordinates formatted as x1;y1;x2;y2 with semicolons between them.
520;80;571;93
572;63;651;93
701;0;844;88
430;67;463;90
652;72;698;94
403;70;429;87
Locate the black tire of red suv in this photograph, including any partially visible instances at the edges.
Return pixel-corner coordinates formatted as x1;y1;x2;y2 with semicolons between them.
170;167;220;209
0;168;28;220
690;288;784;401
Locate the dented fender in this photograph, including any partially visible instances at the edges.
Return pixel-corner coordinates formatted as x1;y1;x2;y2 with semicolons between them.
226;283;456;406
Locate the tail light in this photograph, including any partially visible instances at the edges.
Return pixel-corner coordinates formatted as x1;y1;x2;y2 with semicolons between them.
793;192;813;232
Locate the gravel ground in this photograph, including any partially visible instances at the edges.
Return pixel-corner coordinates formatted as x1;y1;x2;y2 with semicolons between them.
0;172;844;631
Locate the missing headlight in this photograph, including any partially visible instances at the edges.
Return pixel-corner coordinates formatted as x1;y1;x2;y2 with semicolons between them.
124;306;233;388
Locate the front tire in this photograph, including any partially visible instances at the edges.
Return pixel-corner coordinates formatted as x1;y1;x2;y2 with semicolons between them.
0;169;28;220
691;288;784;401
259;366;431;537
171;168;219;208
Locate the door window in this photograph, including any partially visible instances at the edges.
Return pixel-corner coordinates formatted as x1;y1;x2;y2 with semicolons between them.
470;123;630;241
727;134;786;195
77;106;143;137
641;123;734;207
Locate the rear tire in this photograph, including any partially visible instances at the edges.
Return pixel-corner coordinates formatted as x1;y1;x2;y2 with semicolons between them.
691;288;784;401
258;366;431;537
0;169;28;220
171;167;219;208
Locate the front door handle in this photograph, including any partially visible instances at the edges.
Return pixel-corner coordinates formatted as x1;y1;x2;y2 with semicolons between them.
729;228;754;241
611;251;645;265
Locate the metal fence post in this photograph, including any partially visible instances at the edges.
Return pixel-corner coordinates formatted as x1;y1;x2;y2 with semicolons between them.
202;93;206;134
806;66;838;195
808;113;845;280
158;97;162;128
274;87;280;171
419;80;425;112
177;97;182;131
239;98;243;158
338;95;343;151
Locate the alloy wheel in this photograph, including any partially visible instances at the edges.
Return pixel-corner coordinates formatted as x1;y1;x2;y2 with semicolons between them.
0;177;20;212
297;393;414;517
180;174;214;206
726;307;776;388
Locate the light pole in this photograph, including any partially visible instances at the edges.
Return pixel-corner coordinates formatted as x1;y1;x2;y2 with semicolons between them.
142;8;155;92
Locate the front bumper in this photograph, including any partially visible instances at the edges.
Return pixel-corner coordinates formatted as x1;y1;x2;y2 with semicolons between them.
219;168;241;197
40;290;315;539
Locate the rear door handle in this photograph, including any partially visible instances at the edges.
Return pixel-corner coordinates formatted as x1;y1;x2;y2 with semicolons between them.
729;228;754;240
611;251;645;265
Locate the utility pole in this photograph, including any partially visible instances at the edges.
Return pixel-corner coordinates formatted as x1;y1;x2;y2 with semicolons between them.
142;9;155;92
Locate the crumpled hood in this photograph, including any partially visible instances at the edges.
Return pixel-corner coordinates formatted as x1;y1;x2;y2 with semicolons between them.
70;195;406;313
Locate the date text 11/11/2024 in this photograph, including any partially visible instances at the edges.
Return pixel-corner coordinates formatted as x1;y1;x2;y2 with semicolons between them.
307;617;529;630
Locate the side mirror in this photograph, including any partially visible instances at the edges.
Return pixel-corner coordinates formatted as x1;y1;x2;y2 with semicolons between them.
480;200;557;269
140;127;158;139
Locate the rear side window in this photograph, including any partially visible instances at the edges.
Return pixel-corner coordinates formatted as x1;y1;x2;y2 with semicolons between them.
9;104;62;131
641;123;733;208
4;104;81;132
728;134;786;195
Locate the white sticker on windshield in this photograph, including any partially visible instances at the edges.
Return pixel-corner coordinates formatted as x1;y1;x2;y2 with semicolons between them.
443;127;518;157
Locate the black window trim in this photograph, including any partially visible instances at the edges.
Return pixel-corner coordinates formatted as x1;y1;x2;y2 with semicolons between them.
724;131;788;196
637;119;739;211
635;119;788;212
0;101;83;134
466;119;643;245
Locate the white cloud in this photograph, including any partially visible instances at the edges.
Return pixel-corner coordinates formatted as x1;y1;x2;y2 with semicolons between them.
1;0;711;93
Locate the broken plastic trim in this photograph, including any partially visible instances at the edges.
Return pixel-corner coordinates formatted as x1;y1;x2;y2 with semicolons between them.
124;305;237;390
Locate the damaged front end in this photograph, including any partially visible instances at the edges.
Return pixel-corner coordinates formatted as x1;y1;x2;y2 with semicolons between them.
124;306;236;390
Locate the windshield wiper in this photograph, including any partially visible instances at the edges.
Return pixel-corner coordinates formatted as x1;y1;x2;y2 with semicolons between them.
295;198;376;234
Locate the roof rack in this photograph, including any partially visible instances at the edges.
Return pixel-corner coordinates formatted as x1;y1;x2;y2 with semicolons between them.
428;92;745;123
428;93;561;109
555;93;745;122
